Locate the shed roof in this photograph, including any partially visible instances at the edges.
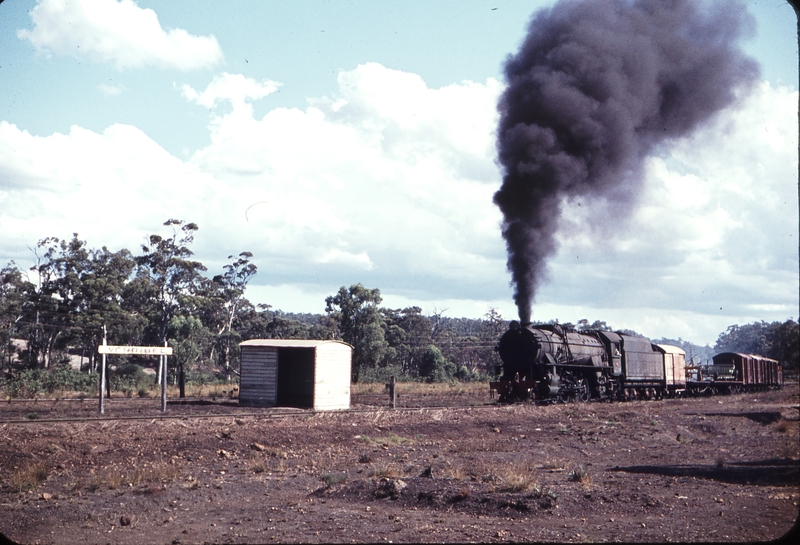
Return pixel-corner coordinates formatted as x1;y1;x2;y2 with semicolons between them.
240;339;351;349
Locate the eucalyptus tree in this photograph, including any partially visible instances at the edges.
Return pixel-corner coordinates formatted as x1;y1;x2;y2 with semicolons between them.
325;284;389;382
135;220;206;346
134;220;206;384
206;252;257;380
715;319;800;371
0;262;34;369
75;246;140;373
20;235;140;371
25;235;90;368
382;306;432;377
168;314;213;397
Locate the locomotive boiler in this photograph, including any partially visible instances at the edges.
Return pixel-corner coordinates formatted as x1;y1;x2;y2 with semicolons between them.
491;321;685;402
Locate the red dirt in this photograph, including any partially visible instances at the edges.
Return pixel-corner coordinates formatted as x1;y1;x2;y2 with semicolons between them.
1;385;798;544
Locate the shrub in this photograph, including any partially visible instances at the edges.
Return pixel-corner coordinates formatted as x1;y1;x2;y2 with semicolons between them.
322;473;347;486
568;465;591;484
419;346;456;383
2;364;95;398
110;364;151;396
356;363;405;384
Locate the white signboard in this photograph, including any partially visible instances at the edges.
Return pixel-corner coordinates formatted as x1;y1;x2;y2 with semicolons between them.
98;345;173;356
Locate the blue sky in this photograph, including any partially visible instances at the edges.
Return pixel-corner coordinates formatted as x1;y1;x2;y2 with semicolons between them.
0;0;797;346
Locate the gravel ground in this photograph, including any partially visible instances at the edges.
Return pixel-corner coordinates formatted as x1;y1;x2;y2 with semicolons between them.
0;384;797;543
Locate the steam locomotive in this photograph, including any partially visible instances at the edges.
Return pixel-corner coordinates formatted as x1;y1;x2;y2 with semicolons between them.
490;321;783;403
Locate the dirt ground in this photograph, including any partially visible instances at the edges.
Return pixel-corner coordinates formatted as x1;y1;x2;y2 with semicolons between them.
0;385;798;544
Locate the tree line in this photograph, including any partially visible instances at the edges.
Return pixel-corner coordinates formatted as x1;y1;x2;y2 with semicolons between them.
0;220;506;393
1;219;797;397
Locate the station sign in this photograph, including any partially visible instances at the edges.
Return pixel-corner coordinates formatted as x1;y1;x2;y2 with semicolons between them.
98;345;173;356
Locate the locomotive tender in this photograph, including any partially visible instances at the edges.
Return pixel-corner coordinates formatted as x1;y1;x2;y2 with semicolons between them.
490;322;784;403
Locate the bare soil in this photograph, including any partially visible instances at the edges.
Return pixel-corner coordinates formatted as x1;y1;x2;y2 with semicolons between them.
0;385;798;544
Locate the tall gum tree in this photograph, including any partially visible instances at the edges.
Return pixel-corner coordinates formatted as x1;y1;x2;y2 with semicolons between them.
325;284;388;383
135;220;205;383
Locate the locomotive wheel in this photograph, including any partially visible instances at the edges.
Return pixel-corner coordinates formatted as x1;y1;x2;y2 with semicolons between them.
577;378;590;403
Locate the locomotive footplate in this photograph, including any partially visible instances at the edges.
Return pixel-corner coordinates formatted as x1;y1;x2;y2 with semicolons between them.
550;363;612;370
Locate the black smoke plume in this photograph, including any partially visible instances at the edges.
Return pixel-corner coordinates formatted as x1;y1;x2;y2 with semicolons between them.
494;0;759;323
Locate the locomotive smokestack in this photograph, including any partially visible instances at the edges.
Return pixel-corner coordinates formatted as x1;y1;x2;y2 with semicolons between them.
494;0;759;323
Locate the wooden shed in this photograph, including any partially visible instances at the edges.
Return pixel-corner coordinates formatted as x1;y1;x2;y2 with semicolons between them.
238;339;352;410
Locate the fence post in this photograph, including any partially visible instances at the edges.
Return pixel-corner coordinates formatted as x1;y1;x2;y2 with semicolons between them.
389;375;396;409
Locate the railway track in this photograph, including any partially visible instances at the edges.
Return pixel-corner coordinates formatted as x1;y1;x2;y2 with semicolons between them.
0;395;498;425
2;384;785;425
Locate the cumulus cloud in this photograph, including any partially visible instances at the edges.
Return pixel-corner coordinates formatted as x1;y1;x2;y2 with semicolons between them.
0;63;506;305
0;121;218;257
185;63;506;295
0;63;794;345
17;0;223;71
182;73;281;111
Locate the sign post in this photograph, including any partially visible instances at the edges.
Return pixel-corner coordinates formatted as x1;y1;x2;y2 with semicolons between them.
97;344;173;414
161;341;168;413
99;326;107;415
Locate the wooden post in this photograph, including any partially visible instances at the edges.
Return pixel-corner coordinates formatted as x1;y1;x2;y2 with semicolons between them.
99;326;107;415
161;344;167;413
389;375;396;409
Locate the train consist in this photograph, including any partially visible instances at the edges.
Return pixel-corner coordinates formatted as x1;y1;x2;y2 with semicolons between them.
490;321;784;403
686;352;785;396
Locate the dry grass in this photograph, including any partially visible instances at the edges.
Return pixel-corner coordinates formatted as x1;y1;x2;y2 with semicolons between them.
88;469;125;491
350;381;488;396
441;463;469;480
249;459;267;474
494;459;538;492
8;461;49;493
370;463;400;479
122;461;180;489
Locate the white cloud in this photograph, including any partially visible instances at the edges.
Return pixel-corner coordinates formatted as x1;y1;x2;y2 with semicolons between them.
185;63;506;294
0;63;505;304
0;121;219;258
0;64;795;346
182;73;281;111
18;0;223;71
316;249;374;270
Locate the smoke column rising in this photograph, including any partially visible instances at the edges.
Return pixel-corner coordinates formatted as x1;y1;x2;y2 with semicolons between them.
494;0;759;323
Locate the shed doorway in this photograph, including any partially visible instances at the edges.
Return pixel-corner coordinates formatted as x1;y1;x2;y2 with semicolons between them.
276;347;315;408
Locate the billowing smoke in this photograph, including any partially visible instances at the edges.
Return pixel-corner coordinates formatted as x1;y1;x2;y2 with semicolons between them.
494;0;759;323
